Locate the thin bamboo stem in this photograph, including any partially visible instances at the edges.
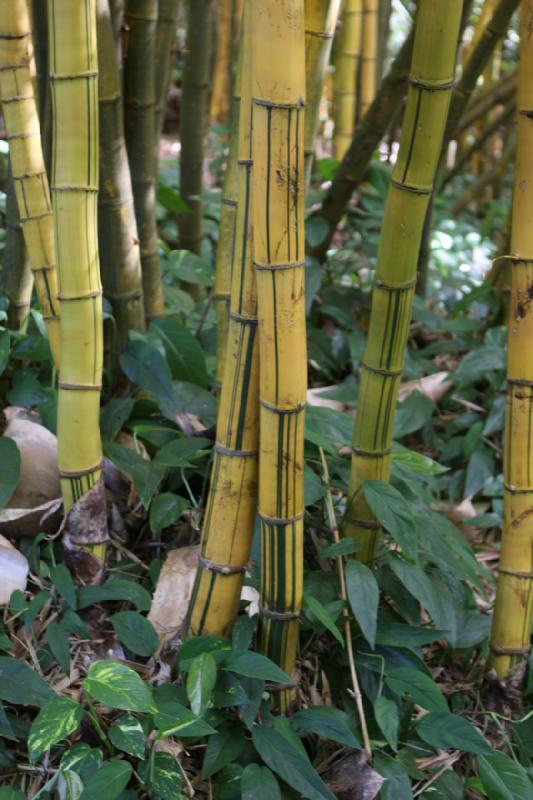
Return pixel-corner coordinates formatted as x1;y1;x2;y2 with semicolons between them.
489;2;533;679
49;0;108;571
210;0;233;125
124;0;165;323
252;0;307;709
333;0;362;160
186;6;258;640
97;0;145;355
360;0;378;116
178;0;213;256
155;0;180;141
342;0;463;563
2;171;33;331
305;0;341;181
0;0;61;364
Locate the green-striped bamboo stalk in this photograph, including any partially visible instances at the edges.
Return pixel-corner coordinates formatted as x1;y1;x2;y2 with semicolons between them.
124;0;165;322
0;0;61;364
360;0;378;116
252;0;306;706
97;0;145;355
489;2;533;678
49;0;108;571
305;0;342;185
155;0;180;141
2;172;33;331
209;0;232;125
333;0;363;160
186;7;258;639
178;0;213;256
213;36;243;384
343;0;463;564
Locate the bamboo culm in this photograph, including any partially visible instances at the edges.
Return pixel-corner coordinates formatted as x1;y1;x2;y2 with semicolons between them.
178;0;213;256
333;0;363;160
2;171;33;331
124;0;165;323
342;0;463;564
97;0;145;356
0;0;61;364
49;0;108;574
187;6;258;640
252;0;307;708
155;0;180;141
489;1;533;678
360;0;378;116
305;0;341;184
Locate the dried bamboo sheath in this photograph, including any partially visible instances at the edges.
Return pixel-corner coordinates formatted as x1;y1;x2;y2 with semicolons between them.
305;0;341;181
187;8;259;639
252;0;306;704
343;0;463;563
489;3;533;678
49;0;104;511
0;0;61;364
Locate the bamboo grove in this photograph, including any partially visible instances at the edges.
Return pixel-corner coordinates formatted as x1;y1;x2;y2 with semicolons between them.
1;0;533;751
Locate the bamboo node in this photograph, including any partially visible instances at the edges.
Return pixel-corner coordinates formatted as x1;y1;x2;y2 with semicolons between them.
19;210;53;223
0;63;28;73
221;198;238;207
0;32;31;41
215;443;258;458
390;179;433;196
305;29;334;40
105;288;143;302
409;77;454;92
198;555;245;576
6;131;39;141
507;378;533;388
375;278;417;292
253;97;305;110
59;462;103;479
344;517;380;530
237;159;253;167
229;311;257;325
1;93;34;104
254;259;305;272
352;445;392;458
52;185;99;193
489;643;530;656
259;512;304;526
58;289;103;302
49;70;98;81
260;399;306;415
259;605;300;621
58;382;103;392
499;568;533;579
360;362;403;377
504;483;533;494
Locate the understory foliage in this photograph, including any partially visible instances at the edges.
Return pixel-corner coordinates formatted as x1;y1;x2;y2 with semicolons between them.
0;0;531;799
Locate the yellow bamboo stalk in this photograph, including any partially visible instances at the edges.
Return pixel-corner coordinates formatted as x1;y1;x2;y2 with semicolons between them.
213;33;243;384
49;0;107;568
305;0;342;184
333;0;363;160
210;0;233;125
343;0;463;564
252;0;306;709
0;0;61;365
489;2;533;679
360;0;378;116
2;172;33;331
187;6;258;639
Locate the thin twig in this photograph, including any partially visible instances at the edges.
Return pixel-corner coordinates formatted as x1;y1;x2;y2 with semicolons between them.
319;448;372;758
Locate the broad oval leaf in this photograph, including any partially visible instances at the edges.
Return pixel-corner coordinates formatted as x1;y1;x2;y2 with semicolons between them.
149;492;190;535
110;611;158;657
78;760;132;800
0;438;21;510
120;339;176;419
84;660;153;712
386;668;448;712
222;651;293;685
241;764;282;800
0;656;54;707
108;714;146;760
478;752;533;800
202;725;246;778
186;652;217;716
416;712;493;754
291;706;360;749
345;560;379;649
374;696;399;751
28;696;84;760
152;317;208;387
363;480;416;558
77;576;152;611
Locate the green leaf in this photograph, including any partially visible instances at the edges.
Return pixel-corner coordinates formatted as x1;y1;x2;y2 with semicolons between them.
152;317;208;388
47;622;71;674
169;250;213;286
392;446;448;475
178;635;232;670
186;652;217;716
7;370;49;407
50;564;77;608
305;406;353;453
202;725;245;778
374;753;412;800
84;660;153;712
252;725;335;800
465;446;494;498
110;611;159;657
363;481;416;558
149;492;190;535
79;761;132;800
0;656;54;706
452;345;505;386
386;554;447;627
108;714;146;759
303;595;344;646
173;381;217;425
77;576;152;611
0;790;26;800
478;752;533;800
153;700;217;737
416;712;493;754
394;391;435;438
241;764;282;800
345;560;379;649
320;539;362;558
28;696;84;760
375;622;448;648
139;752;184;799
0;331;11;377
374;696;399;751
0;438;21;510
291;706;360;748
306;215;330;247
157;182;189;214
104;442;166;508
100;396;134;442
120;339;176;418
222;651;293;685
386;668;448;712
154;436;211;468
